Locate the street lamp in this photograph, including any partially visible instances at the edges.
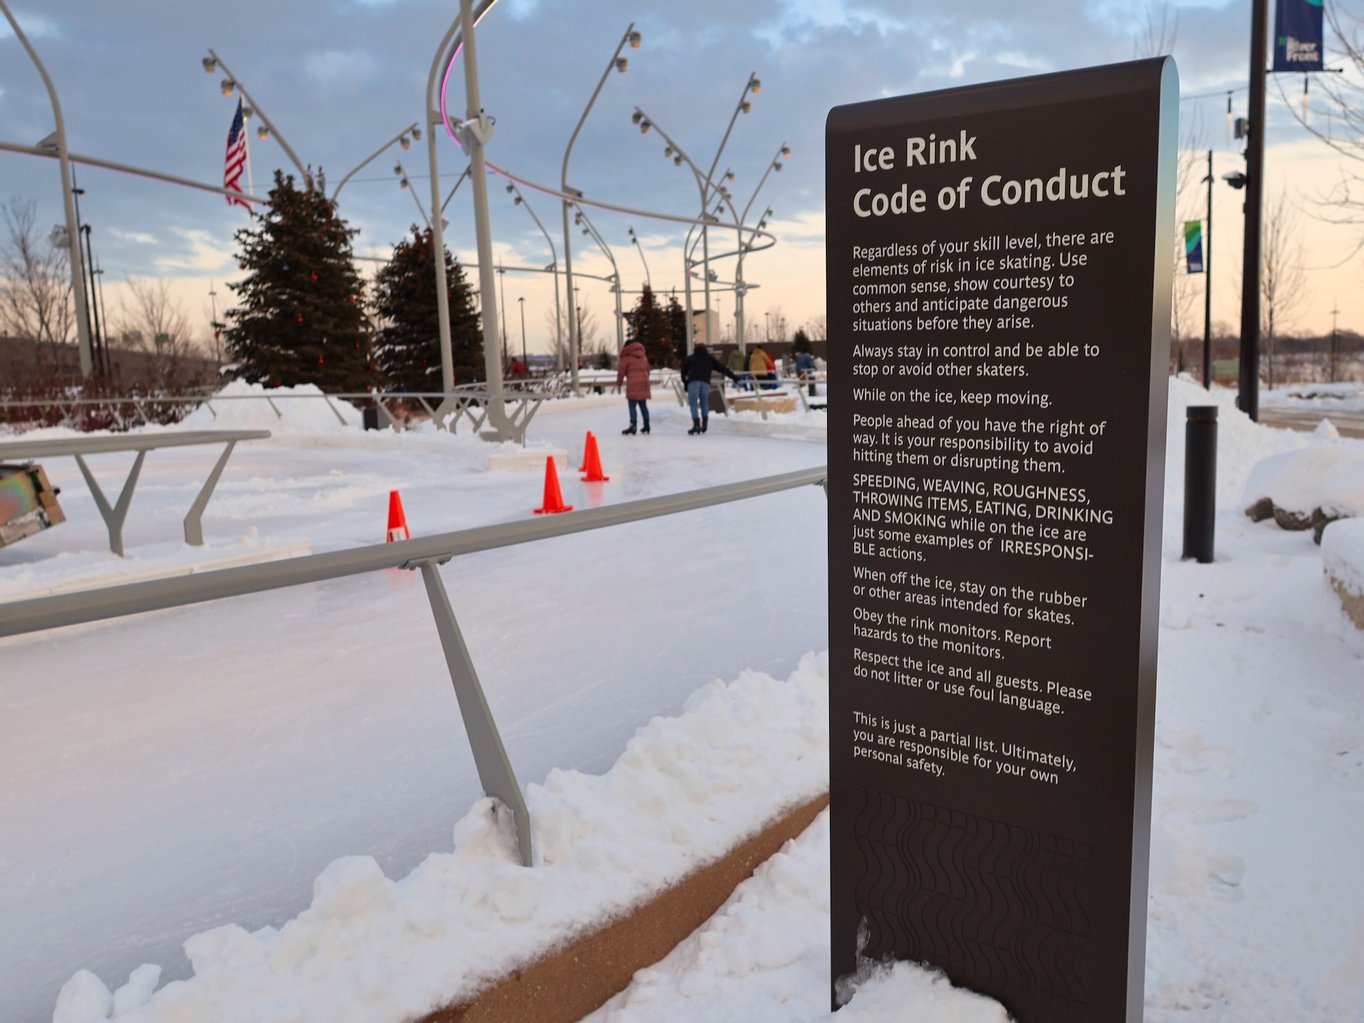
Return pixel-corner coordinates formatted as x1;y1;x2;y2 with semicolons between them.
394;162;433;231
574;205;624;351
693;73;762;340
332;122;423;200
202;49;312;190
628;226;651;290
497;263;509;367
561;23;640;394
630;106;744;353
2;0;94;376
504;181;564;371
733;142;790;353
518;296;527;367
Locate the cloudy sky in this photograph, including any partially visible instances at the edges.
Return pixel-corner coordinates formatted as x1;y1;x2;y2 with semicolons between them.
1;0;1361;356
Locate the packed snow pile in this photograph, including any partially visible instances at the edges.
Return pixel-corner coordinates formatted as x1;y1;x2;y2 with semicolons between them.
1164;376;1309;507
1323;518;1364;600
1240;430;1364;524
177;381;365;434
583;812;1008;1023
53;654;833;1023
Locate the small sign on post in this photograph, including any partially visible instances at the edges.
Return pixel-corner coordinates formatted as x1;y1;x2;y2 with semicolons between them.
826;58;1176;1022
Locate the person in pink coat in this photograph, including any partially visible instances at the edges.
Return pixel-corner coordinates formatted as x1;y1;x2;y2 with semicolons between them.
615;339;652;435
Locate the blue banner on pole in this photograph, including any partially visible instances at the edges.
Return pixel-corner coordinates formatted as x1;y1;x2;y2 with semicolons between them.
1184;220;1205;274
1274;0;1324;72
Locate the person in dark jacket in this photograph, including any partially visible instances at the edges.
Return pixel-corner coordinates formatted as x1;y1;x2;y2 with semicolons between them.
615;339;652;434
679;343;738;435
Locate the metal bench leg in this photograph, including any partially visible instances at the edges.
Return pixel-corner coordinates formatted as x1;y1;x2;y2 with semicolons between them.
418;560;533;867
74;450;147;557
183;441;239;546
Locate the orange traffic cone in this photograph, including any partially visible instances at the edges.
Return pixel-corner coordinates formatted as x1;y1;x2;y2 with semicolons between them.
533;457;574;514
578;431;595;472
386;490;410;542
580;432;610;482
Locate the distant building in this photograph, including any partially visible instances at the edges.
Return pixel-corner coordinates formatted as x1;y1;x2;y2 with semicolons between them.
691;309;719;346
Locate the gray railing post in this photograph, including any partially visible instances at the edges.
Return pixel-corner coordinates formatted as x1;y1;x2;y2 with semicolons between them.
321;395;348;427
74;450;147;557
183;440;239;546
414;559;533;867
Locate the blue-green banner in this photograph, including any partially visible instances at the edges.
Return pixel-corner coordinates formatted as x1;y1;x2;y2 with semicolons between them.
1184;220;1204;274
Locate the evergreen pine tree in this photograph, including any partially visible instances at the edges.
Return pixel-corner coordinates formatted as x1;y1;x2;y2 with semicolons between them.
372;226;482;391
624;285;672;368
225;170;374;391
664;293;688;367
792;327;813;354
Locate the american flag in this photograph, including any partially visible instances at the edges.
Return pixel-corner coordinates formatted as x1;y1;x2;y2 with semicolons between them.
223;98;249;209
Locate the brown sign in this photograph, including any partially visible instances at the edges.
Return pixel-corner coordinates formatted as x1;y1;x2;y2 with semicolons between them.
826;58;1176;1022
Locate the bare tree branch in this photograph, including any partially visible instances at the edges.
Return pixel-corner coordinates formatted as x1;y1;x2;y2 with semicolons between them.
112;276;194;390
0;197;75;347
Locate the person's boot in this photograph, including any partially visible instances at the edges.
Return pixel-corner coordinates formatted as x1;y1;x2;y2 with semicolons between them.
688;418;701;435
622;423;637;435
701;416;709;433
640;422;650;434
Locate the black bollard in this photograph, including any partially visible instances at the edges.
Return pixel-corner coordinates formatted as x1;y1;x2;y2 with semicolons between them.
1182;405;1218;563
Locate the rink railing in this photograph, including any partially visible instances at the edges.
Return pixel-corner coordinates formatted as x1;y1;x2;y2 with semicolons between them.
0;387;557;438
667;373;828;418
0;465;829;867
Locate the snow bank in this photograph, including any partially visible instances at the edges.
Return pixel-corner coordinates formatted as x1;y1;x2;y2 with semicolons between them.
177;381;364;435
1323;518;1364;599
1164;377;1308;505
1240;441;1364;519
55;654;830;1023
584;811;1007;1023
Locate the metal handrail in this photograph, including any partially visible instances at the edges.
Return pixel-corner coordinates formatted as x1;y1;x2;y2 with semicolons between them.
0;465;829;867
0;388;563;436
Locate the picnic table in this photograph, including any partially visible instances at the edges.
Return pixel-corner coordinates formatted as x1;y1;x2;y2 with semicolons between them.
0;429;270;556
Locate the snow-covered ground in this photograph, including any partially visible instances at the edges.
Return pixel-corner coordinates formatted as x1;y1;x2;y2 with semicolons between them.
4;378;1364;1023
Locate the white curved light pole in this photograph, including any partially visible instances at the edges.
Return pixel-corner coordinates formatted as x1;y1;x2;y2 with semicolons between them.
698;74;760;338
561;24;639;392
574;205;623;351
505;182;563;371
2;0;93;376
424;0;496;404
627;226;651;290
733;143;789;353
454;0;515;438
735;204;772;355
393;162;433;231
632;108;742;353
332;123;422;200
204;50;312;191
